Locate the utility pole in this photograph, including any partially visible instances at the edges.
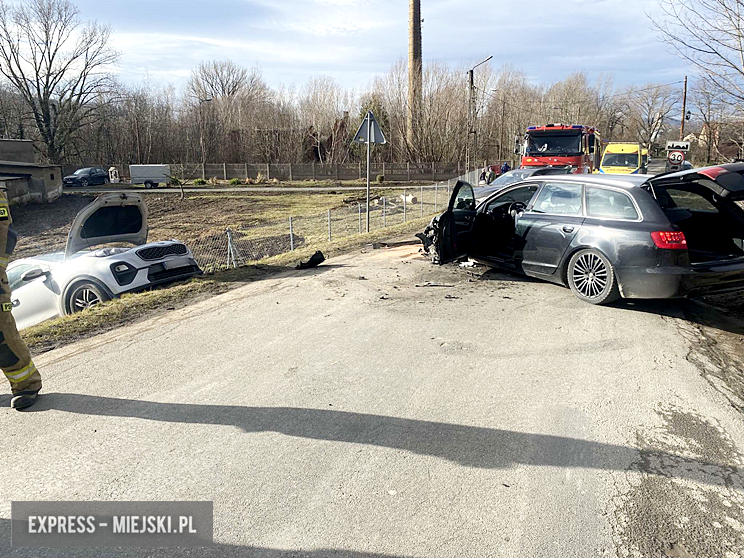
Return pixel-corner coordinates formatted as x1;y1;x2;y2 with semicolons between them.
467;69;475;172
680;76;688;141
466;56;492;173
499;94;506;163
407;0;422;158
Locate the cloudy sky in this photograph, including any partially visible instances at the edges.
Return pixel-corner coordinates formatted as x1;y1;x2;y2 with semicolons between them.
72;0;690;91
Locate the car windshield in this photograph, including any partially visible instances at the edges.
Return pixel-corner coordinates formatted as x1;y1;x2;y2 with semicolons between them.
74;168;91;175
526;132;582;156
493;170;532;186
602;153;639;168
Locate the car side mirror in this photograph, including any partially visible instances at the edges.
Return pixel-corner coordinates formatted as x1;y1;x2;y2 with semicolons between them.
21;268;48;282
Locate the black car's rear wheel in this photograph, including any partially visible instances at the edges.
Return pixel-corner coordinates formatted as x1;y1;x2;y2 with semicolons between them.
80;178;89;187
67;282;110;314
567;249;620;305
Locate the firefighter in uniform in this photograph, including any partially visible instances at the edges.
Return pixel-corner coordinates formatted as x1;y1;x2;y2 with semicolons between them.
0;188;42;409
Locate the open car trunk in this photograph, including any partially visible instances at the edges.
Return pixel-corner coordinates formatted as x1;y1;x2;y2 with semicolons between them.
648;167;744;264
664;202;744;264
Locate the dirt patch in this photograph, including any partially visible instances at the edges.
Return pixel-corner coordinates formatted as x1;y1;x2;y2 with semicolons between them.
8;192;349;262
11;195;95;259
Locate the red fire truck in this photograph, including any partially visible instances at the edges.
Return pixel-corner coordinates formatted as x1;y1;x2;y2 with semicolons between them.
520;124;601;173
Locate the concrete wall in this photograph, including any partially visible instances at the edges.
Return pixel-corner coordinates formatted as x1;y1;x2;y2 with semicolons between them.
0;140;35;164
0;163;63;204
2;178;32;205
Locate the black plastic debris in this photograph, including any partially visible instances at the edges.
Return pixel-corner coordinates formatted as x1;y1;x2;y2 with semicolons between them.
296;251;325;270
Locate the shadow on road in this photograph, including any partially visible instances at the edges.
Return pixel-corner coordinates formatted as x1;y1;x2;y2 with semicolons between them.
468;265;744;336
26;395;739;488
614;298;744;337
0;519;412;558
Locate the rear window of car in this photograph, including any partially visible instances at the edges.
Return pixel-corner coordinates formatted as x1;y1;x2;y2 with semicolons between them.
586;187;639;220
659;187;717;212
532;183;583;215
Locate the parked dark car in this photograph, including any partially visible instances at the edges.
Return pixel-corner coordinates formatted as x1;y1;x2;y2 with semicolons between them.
665;160;694;173
419;164;744;304
63;167;110;187
475;166;573;201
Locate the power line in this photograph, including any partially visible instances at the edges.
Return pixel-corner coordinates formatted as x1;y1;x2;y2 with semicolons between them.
474;80;686;113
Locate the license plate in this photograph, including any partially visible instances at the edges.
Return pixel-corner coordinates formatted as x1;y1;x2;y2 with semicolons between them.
162;257;191;270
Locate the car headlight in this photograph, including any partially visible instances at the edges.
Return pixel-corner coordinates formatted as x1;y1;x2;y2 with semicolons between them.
110;262;138;286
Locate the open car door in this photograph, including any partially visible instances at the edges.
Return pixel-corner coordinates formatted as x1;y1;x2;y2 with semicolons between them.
435;181;477;264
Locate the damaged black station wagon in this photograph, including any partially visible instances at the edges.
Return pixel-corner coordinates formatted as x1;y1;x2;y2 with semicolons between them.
418;164;744;304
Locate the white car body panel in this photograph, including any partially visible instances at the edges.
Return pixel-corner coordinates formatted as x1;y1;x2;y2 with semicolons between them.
9;194;201;330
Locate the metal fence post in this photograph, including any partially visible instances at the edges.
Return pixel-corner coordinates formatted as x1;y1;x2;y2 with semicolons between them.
407;162;411;182
312;162;316;180
226;228;239;268
266;163;270;181
289;216;294;251
289;163;293;182
434;184;438;212
420;186;424;217
383;197;386;227
244;163;248;179
403;189;407;222
201;163;205;180
327;209;332;241
358;203;362;233
223;163;227;181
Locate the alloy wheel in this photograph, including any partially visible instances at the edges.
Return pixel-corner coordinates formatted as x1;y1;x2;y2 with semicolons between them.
572;252;609;299
72;287;101;311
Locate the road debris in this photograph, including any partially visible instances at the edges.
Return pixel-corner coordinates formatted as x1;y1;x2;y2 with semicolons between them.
415;282;454;288
459;260;479;268
296;251;325;269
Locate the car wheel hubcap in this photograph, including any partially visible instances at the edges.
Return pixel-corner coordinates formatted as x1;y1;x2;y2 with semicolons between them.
73;288;100;311
573;253;608;299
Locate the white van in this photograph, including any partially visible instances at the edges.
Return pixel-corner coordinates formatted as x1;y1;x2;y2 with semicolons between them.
129;165;170;188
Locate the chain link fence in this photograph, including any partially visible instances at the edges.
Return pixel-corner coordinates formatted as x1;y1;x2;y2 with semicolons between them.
188;178;470;274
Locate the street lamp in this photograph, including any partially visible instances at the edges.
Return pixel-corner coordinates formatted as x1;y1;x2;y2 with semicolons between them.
467;55;492;172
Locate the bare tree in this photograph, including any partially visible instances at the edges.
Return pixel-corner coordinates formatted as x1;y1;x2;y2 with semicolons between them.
188;60;254;100
689;78;726;163
626;83;681;147
0;0;117;163
653;0;744;104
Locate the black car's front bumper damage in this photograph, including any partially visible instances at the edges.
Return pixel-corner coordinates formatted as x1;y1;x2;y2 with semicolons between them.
416;215;443;264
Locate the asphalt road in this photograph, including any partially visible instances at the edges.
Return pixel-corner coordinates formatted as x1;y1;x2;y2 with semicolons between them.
1;244;743;557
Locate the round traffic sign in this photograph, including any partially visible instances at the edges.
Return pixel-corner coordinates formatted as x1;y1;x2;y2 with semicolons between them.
668;150;685;165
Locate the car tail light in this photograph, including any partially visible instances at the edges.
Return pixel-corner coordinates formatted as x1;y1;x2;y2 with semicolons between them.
651;231;688;250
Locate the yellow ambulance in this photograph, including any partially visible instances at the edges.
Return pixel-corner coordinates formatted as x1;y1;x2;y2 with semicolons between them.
599;143;644;174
